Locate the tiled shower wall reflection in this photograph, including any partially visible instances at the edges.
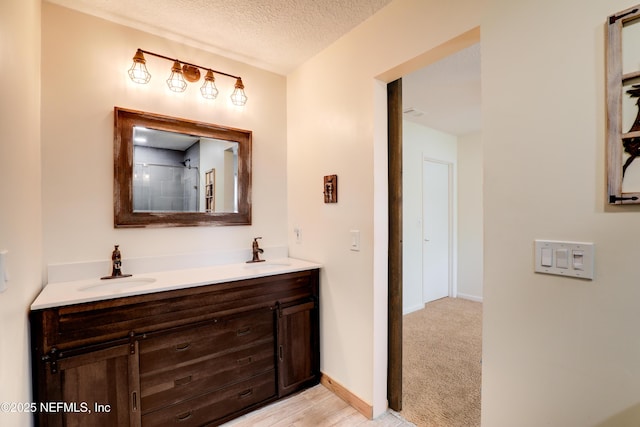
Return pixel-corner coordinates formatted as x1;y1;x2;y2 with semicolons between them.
133;145;199;212
133;164;199;211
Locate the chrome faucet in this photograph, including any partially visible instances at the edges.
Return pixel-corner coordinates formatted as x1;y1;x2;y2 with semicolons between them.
247;237;265;263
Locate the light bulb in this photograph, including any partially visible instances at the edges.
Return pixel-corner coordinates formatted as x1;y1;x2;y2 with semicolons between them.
200;70;219;99
230;78;248;106
166;61;187;92
128;50;151;84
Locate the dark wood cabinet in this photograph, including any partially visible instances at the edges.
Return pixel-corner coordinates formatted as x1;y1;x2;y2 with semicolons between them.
39;343;140;427
30;269;319;426
277;299;319;397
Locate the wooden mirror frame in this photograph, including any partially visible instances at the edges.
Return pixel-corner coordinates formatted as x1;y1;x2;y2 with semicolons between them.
114;107;252;227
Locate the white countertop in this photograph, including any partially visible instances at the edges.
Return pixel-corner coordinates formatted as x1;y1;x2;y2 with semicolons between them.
31;258;322;310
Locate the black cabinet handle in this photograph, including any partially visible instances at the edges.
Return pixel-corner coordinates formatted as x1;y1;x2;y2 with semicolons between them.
174;375;192;386
131;391;138;412
236;327;252;336
238;389;253;399
175;342;190;351
176;411;192;421
237;356;253;366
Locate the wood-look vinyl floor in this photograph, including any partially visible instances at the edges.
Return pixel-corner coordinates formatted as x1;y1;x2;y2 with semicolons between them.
222;384;416;427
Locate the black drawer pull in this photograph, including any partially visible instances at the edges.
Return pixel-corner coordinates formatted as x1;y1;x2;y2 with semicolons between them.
174;375;192;386
176;411;192;422
238;389;253;399
236;327;252;336
175;342;191;351
237;356;253;366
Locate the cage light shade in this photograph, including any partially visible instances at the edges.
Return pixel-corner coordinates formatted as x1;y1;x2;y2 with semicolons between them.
230;78;248;106
166;61;187;92
200;70;219;99
128;50;151;84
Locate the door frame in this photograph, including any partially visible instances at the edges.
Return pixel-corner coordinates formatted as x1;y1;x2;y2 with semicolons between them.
387;78;403;411
385;27;480;414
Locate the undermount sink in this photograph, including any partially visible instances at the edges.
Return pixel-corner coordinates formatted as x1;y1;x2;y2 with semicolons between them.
243;261;292;270
78;277;157;292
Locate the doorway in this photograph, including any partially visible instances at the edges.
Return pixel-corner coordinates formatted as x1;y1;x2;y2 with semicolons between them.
387;36;482;414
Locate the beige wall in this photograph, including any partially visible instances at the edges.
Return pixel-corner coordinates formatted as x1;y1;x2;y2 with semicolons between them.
0;1;42;426
482;0;640;425
290;0;640;423
457;131;483;301
287;0;482;415
0;5;287;426
41;4;288;268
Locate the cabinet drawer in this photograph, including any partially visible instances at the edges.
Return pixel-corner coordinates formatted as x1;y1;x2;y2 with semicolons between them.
141;370;276;427
139;309;274;375
141;339;274;413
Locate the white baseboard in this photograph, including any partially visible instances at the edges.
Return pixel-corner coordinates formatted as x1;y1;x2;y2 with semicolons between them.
456;293;483;303
403;303;425;315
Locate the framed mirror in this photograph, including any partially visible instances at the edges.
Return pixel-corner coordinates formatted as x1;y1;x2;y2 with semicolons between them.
114;107;252;227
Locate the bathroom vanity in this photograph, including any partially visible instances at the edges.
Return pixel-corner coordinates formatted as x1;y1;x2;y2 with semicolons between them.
30;260;320;426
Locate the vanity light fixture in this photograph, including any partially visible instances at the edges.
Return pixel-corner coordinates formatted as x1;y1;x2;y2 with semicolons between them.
127;49;247;105
200;70;219;99
128;50;151;84
166;60;187;92
230;78;248;106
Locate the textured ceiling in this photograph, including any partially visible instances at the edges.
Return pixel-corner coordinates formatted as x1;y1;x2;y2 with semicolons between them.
47;0;481;135
46;0;393;74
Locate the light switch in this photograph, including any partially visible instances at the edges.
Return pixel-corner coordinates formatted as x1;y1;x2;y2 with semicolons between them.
541;247;553;267
556;249;569;269
350;230;360;251
572;250;584;270
534;240;594;280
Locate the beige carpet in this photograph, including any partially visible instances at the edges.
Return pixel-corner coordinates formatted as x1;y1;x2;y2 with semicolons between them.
400;297;482;427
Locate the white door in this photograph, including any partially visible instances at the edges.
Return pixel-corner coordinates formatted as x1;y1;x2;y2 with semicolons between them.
422;159;451;303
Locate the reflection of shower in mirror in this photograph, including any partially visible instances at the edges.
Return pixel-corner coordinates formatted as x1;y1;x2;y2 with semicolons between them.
131;126;239;214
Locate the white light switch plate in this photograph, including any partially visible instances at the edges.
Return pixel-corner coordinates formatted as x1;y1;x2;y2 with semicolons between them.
350;230;360;251
534;240;594;280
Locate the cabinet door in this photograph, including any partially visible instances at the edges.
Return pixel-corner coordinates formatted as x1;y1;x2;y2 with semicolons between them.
38;343;140;427
277;299;319;397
